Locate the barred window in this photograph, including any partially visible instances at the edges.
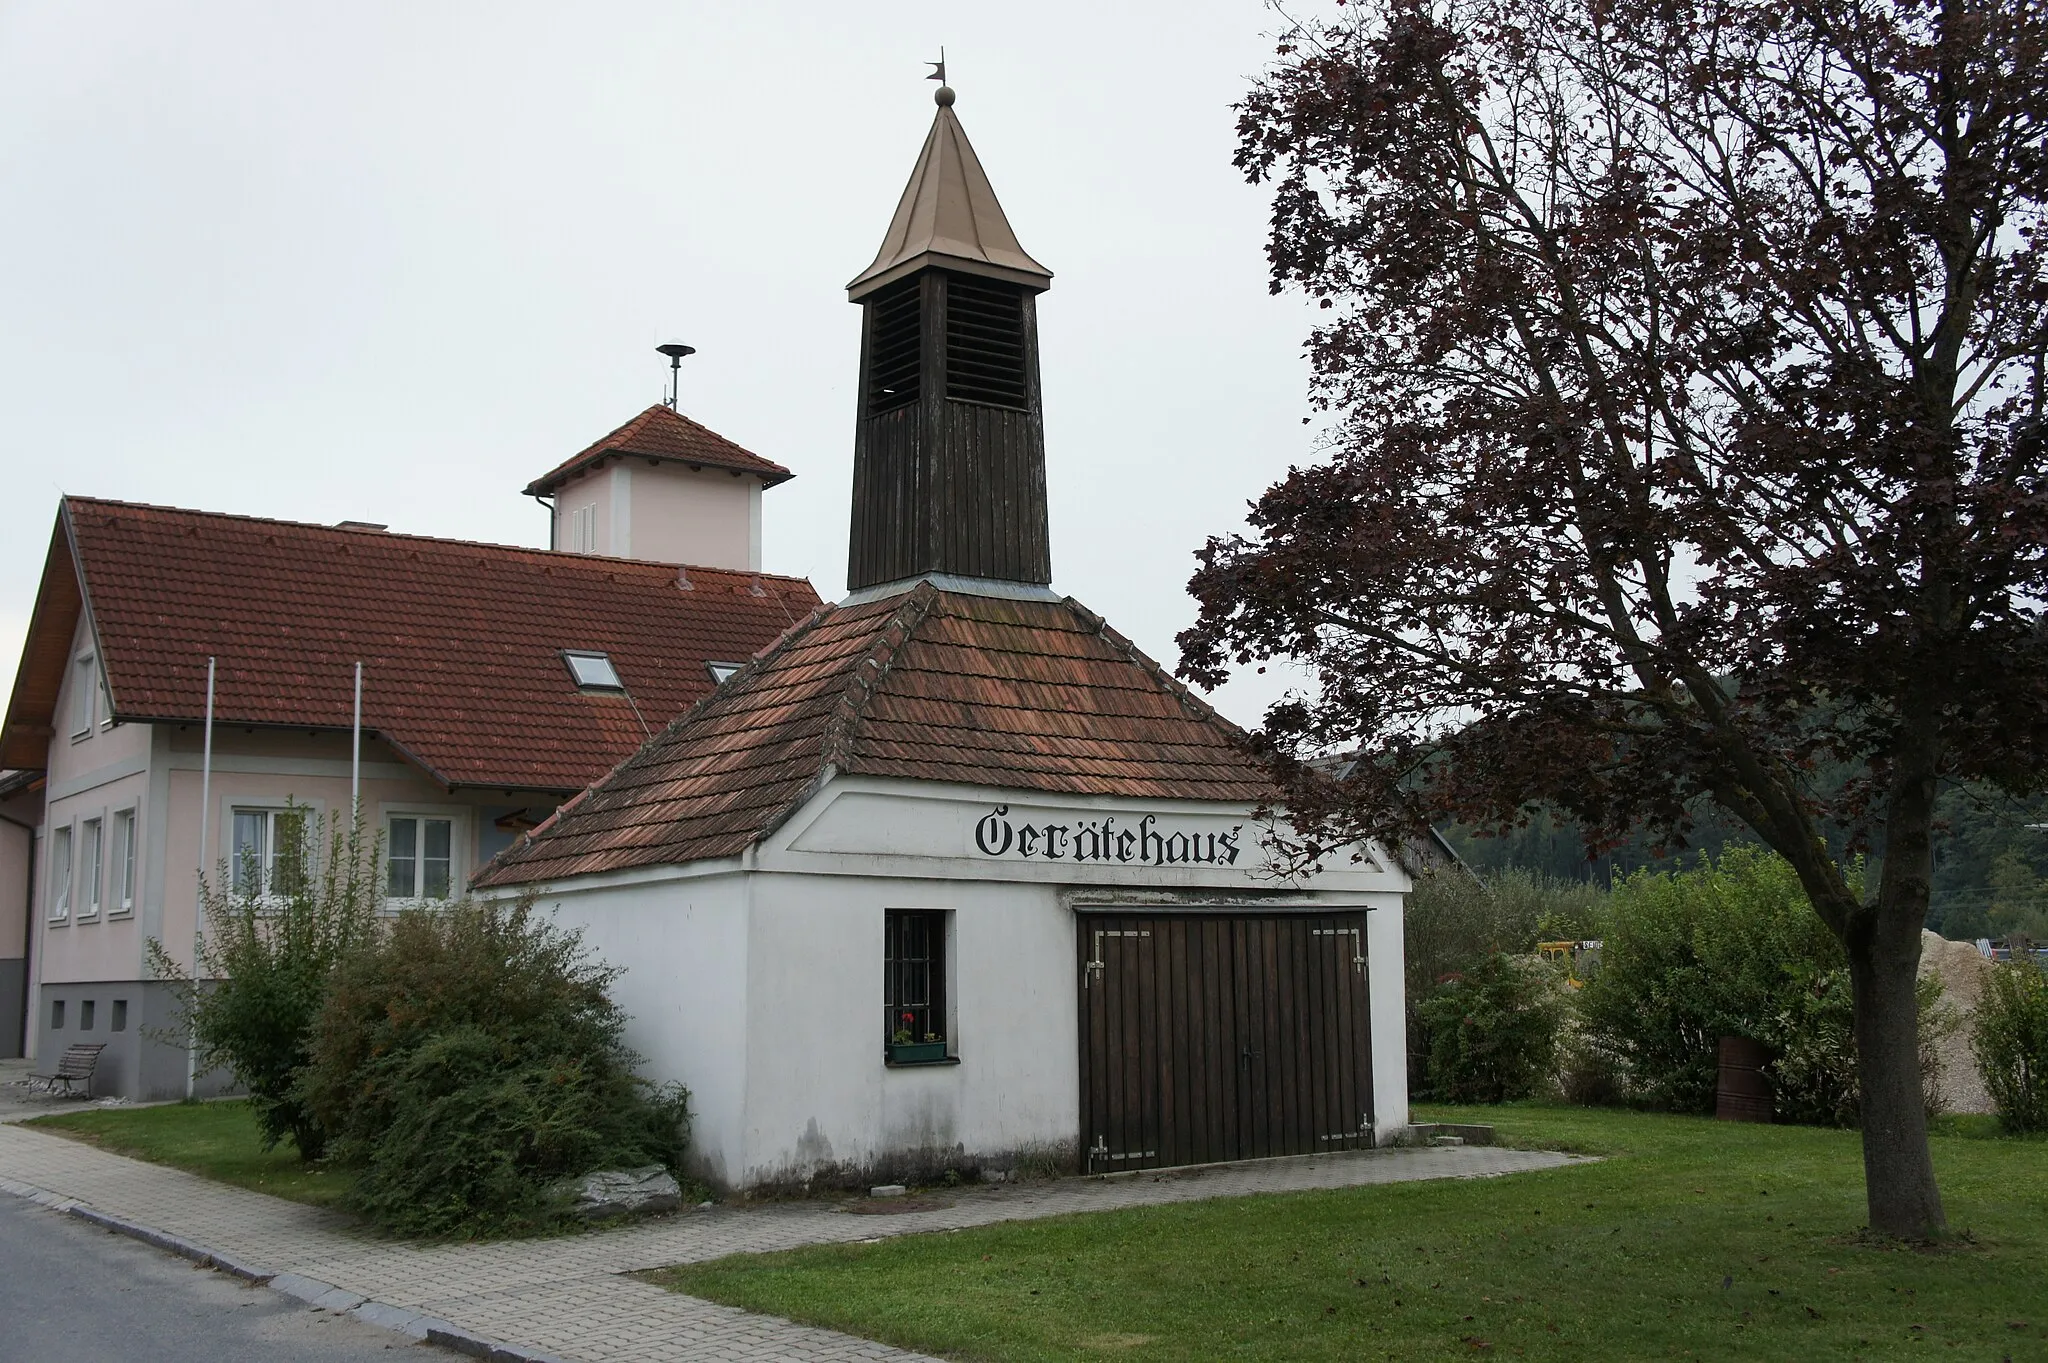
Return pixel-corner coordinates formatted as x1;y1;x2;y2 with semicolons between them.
883;910;948;1057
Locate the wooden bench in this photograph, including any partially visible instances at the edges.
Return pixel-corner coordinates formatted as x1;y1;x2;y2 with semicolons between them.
30;1043;106;1098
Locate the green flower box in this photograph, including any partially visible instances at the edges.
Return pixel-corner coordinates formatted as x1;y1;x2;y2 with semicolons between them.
888;1040;949;1064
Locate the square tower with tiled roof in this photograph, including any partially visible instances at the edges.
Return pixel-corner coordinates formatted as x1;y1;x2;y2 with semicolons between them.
525;404;794;569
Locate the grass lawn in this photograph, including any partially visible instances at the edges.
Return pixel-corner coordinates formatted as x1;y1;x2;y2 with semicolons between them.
28;1099;353;1210
651;1106;2048;1362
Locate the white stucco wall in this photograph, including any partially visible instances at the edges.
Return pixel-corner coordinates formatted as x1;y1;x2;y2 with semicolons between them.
551;463;762;570
738;871;1079;1186
529;865;754;1190
519;775;1411;1192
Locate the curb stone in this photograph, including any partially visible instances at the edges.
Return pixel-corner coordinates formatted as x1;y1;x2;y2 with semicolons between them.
424;1322;583;1363
0;1176;581;1363
68;1205;277;1283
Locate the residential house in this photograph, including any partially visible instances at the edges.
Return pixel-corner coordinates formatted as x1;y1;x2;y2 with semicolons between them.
0;405;817;1096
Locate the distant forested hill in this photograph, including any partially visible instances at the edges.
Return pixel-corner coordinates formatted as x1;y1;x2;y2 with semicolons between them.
1439;786;2048;941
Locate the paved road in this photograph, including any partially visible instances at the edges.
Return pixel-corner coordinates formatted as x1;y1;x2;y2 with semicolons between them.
0;1197;435;1363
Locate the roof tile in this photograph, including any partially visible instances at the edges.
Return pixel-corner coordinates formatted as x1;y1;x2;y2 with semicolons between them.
477;584;1275;885
58;497;819;792
523;405;793;496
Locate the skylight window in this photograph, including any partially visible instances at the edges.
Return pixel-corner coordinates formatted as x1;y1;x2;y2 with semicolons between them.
564;651;623;691
707;662;744;685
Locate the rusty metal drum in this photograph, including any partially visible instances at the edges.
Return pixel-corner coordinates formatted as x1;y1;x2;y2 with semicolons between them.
1716;1035;1773;1122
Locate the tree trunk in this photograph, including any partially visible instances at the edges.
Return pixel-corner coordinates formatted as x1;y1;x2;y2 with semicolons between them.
1845;928;1944;1238
1844;718;1948;1240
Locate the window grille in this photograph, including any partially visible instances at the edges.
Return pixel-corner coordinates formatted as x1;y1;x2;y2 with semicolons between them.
884;909;947;1047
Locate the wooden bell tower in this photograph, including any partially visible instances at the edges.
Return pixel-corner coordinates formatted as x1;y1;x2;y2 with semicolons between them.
846;85;1053;591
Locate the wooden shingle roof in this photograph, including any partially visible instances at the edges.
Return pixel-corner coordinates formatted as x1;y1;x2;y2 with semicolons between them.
475;583;1276;886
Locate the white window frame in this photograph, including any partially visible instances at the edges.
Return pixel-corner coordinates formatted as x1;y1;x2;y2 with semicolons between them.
71;653;97;739
382;807;466;906
570;503;597;554
78;815;103;920
48;823;73;923
225;802;319;901
112;805;139;917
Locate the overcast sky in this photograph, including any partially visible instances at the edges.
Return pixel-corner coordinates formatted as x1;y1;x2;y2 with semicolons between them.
0;0;1325;728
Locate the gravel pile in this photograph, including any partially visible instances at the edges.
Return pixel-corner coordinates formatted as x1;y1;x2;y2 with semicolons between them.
1919;930;1996;1115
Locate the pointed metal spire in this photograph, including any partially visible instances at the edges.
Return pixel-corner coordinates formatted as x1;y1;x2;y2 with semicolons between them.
846;84;1052;301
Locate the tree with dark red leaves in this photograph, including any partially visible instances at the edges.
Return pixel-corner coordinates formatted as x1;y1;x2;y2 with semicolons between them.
1180;0;2048;1240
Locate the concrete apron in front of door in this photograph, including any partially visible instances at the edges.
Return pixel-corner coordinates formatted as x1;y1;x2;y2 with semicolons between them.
0;1120;1587;1363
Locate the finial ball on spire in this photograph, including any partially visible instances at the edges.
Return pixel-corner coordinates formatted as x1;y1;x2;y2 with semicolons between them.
934;85;955;107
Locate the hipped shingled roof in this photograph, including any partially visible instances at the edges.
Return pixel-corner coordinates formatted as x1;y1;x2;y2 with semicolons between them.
475;583;1277;886
524;404;794;497
0;498;819;792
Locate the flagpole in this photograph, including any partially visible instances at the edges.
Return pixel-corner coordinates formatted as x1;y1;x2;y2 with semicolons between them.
186;655;216;1100
351;661;362;823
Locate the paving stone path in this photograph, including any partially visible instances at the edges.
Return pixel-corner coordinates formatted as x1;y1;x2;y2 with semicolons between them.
0;1113;1586;1362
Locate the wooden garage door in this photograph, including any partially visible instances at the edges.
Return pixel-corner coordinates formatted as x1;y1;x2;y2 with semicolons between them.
1077;912;1375;1173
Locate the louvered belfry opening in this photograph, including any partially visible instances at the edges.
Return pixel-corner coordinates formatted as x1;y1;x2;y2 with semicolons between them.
943;274;1028;409
848;271;1050;589
846;91;1054;592
864;278;922;415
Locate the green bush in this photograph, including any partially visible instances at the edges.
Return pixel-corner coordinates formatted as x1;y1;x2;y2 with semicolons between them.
1972;959;2048;1133
147;806;379;1158
1416;952;1565;1102
1577;847;1950;1125
297;897;688;1237
1578;849;1837;1115
1404;865;1603;1089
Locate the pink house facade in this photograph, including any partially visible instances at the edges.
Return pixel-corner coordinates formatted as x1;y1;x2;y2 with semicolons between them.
0;405;813;1096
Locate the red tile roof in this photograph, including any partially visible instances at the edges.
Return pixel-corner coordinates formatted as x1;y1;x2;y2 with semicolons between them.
523;405;794;496
1;497;819;792
476;583;1275;885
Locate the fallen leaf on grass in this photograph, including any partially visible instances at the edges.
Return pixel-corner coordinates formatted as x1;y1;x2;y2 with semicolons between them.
1461;1336;1493;1351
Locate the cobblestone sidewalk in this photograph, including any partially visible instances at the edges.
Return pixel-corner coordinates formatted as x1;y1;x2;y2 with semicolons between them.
0;1119;1585;1362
